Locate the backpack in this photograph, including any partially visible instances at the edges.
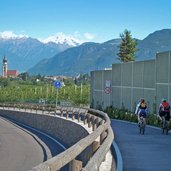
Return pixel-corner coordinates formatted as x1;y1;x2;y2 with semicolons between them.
161;102;170;112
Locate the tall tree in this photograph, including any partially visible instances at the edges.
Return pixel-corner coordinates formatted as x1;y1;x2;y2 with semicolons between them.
117;29;138;62
18;72;29;81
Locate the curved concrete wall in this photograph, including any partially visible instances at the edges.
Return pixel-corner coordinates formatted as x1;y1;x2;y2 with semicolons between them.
0;109;93;167
0;106;114;171
0;109;89;148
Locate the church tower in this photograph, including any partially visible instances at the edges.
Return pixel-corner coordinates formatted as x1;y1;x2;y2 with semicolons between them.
2;56;7;78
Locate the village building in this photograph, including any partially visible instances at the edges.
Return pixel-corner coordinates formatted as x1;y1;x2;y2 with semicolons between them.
2;56;19;78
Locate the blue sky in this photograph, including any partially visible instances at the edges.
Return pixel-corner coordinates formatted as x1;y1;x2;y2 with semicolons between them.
0;0;171;42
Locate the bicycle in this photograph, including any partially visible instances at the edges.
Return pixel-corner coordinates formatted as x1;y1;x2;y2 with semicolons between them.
161;116;169;135
139;116;145;134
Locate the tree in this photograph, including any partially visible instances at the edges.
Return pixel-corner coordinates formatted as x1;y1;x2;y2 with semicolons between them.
18;72;29;81
117;29;138;62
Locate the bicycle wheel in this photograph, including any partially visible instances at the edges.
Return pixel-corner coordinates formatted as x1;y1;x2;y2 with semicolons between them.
162;120;165;134
142;125;145;134
139;121;145;134
166;121;169;135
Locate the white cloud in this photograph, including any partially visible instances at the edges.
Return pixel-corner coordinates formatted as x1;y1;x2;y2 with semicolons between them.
73;31;81;38
83;33;96;40
64;31;97;42
0;31;28;39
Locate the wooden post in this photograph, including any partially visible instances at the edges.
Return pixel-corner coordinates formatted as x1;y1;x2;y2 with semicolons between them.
88;115;92;128
66;111;68;119
92;140;100;153
72;112;75;120
100;131;107;144
78;113;80;123
84;114;87;125
92;116;97;131
69;159;82;171
61;111;63;117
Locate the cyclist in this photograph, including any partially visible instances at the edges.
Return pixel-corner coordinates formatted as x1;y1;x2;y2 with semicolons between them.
135;98;148;125
158;98;170;123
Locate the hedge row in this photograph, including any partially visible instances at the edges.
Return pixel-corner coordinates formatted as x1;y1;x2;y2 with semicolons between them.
104;106;171;129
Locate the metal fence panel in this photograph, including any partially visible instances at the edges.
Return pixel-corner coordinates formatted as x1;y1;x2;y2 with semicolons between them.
91;51;171;114
122;62;133;86
112;87;121;109
112;64;121;86
143;60;155;88
122;88;132;111
133;61;144;87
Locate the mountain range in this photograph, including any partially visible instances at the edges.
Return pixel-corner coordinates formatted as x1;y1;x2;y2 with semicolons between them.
28;29;171;76
0;33;80;72
1;29;171;76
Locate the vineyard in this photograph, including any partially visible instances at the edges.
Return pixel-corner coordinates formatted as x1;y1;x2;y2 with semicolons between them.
0;77;90;107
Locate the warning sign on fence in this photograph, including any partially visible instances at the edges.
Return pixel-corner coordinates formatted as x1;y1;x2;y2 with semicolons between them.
104;80;112;94
104;87;112;94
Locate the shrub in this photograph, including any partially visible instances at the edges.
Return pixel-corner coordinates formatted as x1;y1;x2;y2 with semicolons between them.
104;106;166;128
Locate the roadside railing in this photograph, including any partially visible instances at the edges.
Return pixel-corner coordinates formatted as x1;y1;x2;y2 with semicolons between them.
0;103;114;171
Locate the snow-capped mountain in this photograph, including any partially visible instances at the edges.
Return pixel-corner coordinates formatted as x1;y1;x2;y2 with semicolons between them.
0;31;82;47
28;29;171;76
0;31;28;39
0;31;82;73
41;32;82;46
0;31;84;73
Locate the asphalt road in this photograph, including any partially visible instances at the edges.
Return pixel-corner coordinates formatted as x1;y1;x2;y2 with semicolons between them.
0;116;66;171
111;119;171;171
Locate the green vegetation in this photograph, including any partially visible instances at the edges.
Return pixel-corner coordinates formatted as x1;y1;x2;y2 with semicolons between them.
105;106;171;129
117;29;138;62
0;74;90;106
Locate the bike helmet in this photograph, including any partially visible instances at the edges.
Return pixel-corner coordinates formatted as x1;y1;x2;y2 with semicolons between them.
161;98;167;102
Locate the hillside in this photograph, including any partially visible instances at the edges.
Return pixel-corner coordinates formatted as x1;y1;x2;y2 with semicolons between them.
28;29;171;76
0;36;79;72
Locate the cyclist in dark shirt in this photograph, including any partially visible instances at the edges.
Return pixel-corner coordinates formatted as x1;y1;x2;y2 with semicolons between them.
158;98;170;121
135;98;148;125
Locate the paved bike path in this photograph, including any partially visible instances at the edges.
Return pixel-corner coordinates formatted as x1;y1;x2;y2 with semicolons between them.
111;119;171;171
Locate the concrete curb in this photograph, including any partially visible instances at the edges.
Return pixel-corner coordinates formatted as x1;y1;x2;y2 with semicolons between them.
111;141;123;171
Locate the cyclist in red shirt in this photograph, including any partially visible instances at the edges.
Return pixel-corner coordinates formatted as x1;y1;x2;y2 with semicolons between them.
158;98;170;122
